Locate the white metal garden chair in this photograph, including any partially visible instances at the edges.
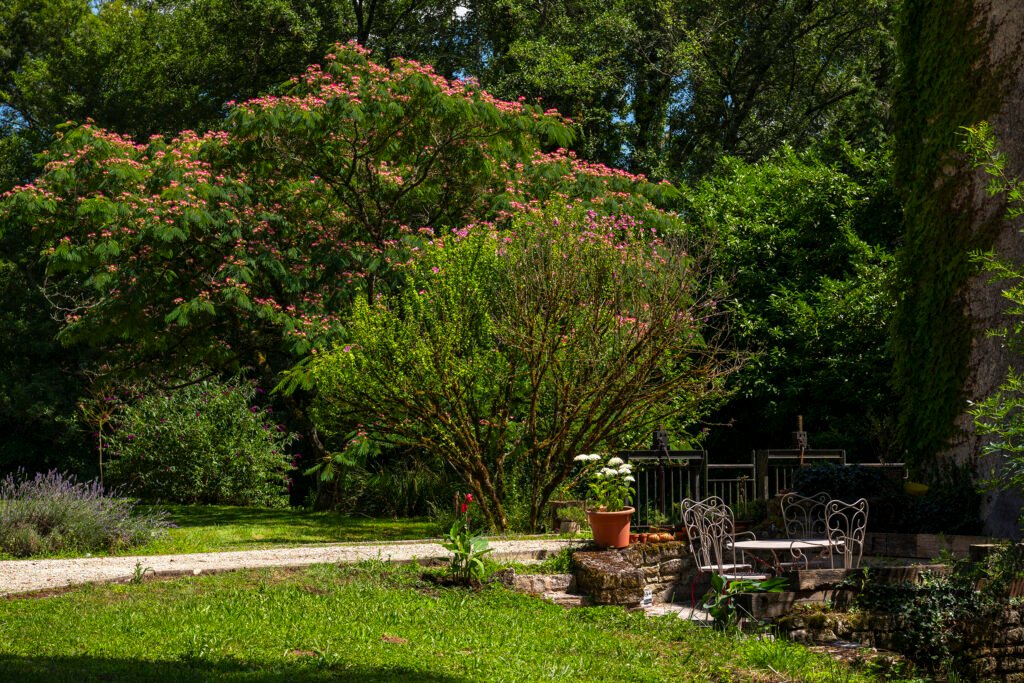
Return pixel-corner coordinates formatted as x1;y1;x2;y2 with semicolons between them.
780;491;831;539
681;497;770;607
777;491;834;568
825;497;869;569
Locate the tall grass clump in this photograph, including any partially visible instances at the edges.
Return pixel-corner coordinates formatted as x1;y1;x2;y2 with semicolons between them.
0;470;167;557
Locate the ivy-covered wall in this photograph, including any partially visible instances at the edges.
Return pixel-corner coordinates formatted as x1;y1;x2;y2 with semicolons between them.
892;0;1006;472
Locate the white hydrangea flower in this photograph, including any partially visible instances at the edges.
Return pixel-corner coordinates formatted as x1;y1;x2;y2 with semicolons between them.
587;453;601;461
606;457;624;467
625;475;635;482
600;467;618;477
618;464;633;474
573;453;590;462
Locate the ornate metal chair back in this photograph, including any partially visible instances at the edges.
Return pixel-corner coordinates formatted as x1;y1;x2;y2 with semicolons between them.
780;491;831;539
681;496;734;571
825;498;869;569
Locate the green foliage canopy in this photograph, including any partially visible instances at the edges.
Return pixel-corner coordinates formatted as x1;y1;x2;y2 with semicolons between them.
685;146;899;458
310;203;739;530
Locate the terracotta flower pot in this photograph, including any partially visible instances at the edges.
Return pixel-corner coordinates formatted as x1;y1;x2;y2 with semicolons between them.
587;507;634;549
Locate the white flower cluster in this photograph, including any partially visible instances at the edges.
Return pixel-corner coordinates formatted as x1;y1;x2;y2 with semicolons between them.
575;453;634;482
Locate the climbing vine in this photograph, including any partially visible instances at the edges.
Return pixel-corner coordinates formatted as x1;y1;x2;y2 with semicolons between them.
892;0;1007;471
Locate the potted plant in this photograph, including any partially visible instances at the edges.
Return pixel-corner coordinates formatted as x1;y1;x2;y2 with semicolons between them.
574;453;635;548
646;505;672;533
557;504;588;533
731;499;767;533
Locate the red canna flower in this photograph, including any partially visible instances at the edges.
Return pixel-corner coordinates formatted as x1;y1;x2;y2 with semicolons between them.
460;503;468;514
465;493;473;502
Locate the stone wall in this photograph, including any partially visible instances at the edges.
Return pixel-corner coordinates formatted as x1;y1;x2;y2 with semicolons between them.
573;542;694;608
780;606;1024;681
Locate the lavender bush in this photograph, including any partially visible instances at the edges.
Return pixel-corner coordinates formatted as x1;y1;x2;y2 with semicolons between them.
0;470;167;557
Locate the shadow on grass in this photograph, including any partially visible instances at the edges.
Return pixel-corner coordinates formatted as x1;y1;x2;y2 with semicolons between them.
0;654;470;682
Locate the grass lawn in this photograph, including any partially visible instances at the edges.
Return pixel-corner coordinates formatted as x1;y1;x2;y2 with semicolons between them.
0;506;437;560
0;561;909;683
136;506;438;556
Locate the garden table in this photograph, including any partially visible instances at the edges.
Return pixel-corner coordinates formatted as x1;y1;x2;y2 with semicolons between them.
730;538;839;573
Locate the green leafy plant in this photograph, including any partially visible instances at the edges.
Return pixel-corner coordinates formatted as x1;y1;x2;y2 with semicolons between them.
646;504;670;528
130;560;153;585
557;505;588;526
852;568;1000;676
103;375;296;507
792;463;899;501
730;499;767;523
441;494;492;583
574;454;634;512
962;123;1024;532
702;573;789;630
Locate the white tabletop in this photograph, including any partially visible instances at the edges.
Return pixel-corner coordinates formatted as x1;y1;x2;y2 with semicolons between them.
732;538;836;551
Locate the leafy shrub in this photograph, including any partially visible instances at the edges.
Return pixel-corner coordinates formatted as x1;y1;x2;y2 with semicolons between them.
105;377;296;507
792;463;982;534
852;568;1000;676
0;469;167;557
792;463;899;501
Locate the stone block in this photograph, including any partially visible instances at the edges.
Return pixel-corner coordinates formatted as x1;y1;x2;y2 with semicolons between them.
619;545;646;565
851;632;876;647
973;657;998;675
512;573;574;594
786;568;851;590
659;559;686;577
1001;655;1024;673
574;549;654;606
542;591;591;608
1008;627;1024;644
591;586;644;607
788;629;810;643
735;592;798;619
652;584;683;603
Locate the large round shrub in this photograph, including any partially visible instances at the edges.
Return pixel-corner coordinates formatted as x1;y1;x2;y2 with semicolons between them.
105;377;296;506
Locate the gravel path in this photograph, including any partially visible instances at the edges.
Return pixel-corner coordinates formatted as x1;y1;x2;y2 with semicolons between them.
0;538;579;597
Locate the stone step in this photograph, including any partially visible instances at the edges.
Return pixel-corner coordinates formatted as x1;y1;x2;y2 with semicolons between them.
512;572;575;595
542;591;591;607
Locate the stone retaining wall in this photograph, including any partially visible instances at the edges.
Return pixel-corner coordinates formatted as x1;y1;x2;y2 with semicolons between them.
780;607;1024;681
573;542;693;608
864;532;998;560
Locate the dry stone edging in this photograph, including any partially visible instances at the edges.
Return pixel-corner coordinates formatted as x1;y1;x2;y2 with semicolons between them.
0;538;581;597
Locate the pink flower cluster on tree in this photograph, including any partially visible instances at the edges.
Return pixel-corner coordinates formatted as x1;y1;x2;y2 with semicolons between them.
1;42;690;468
3;42;677;371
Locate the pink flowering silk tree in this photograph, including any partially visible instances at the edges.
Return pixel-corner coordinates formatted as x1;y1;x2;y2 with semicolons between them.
1;42;716;515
